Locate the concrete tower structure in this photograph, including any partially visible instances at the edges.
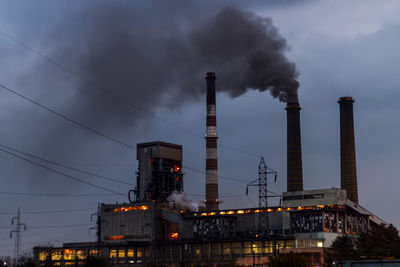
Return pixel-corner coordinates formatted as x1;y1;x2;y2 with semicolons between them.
205;72;219;211
286;102;304;192
338;97;358;203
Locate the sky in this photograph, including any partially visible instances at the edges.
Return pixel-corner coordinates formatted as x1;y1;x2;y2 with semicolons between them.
0;0;400;257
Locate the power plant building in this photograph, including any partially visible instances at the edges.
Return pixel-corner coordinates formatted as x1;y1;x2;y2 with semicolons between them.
34;76;388;266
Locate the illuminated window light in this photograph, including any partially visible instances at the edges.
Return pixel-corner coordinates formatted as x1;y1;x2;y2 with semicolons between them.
236;210;244;214
112;206;150;213
219;211;226;215
168;232;179;240
107;235;125;240
227;211;235;215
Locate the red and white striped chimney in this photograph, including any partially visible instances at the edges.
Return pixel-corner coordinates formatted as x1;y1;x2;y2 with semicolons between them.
205;72;219;211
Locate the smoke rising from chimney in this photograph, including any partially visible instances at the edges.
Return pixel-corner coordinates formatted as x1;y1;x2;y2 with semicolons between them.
10;2;300;192
51;3;300;130
190;7;300;103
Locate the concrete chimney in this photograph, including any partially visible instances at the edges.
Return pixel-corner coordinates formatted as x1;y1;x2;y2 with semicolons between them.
205;72;219;211
338;96;358;203
286;102;304;192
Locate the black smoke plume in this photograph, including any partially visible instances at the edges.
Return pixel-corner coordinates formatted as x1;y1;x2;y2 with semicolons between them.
6;2;300;192
63;3;300;129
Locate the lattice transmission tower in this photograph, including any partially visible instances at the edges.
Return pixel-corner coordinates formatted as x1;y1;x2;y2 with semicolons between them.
246;157;280;233
10;207;26;265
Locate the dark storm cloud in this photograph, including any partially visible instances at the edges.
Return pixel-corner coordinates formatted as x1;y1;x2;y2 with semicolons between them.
0;1;299;194
56;3;299;131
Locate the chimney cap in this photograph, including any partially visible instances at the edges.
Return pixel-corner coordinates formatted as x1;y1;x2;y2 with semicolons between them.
285;102;302;110
205;72;217;79
338;96;354;103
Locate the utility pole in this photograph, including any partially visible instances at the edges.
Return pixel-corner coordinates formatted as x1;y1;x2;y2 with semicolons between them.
10;207;26;266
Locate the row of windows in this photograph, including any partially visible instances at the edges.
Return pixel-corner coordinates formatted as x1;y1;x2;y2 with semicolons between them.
38;249;98;262
296;240;324;248
109;247;144;259
38;239;323;264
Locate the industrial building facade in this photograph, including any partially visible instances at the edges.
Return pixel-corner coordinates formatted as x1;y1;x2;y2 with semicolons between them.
34;76;388;266
34;188;385;266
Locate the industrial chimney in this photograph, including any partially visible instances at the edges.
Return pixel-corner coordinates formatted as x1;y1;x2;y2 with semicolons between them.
338;96;358;203
205;72;219;211
286;101;304;192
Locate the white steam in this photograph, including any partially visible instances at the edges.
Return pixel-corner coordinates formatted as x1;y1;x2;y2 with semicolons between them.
167;191;199;212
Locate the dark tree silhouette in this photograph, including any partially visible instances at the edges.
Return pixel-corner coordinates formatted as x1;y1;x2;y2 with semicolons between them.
269;252;309;267
85;256;109;267
325;234;356;265
356;224;400;258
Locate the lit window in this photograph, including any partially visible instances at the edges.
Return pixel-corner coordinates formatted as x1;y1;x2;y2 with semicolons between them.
51;250;62;261
127;249;134;258
317;241;324;248
118;249;125;258
109;249;117;259
137;248;143;258
89;249;98;256
76;250;86;260
169;232;179;240
286;240;295;248
223;248;230;255
297;240;304;248
63;249;75;260
39;252;48;261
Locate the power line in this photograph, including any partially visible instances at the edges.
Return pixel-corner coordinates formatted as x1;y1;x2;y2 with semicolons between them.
24;226;92;244
0;82;250;184
186;193;247;198
182;166;250;183
0;146;126;197
0;83;136;150
0;223;92;229
25;230;61;243
0;191;113;198
0;28;259;159
0;207;95;215
0;143;134;186
30;223;92;229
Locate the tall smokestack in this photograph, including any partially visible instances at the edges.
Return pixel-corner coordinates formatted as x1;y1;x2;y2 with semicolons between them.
286;101;303;192
205;72;219;211
338;96;358;203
